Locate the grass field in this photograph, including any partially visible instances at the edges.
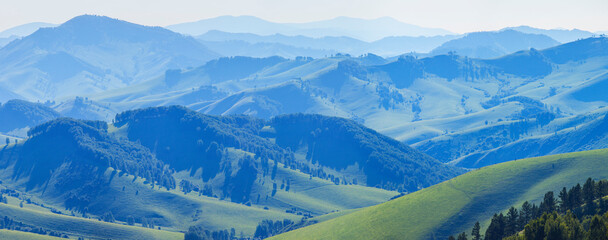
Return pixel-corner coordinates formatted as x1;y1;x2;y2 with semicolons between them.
0;203;183;240
0;229;65;240
272;148;608;240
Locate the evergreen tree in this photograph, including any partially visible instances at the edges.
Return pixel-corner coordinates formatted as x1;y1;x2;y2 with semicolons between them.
457;232;468;240
471;221;482;240
101;211;115;223
558;187;569;212
485;213;505;240
185;226;210;240
598;180;608;197
599;197;607;215
126;215;135;226
520;201;533;227
563;211;585;240
587;215;608;240
505;207;519;235
540;191;556;214
570;184;583;207
448;236;456;240
543;213;566;240
524;215;545;240
271;161;278;180
583;178;597;215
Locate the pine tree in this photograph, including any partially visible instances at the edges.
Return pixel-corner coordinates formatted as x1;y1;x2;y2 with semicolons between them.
558;187;569;212
127;215;135;225
485;213;505;240
471;221;481;240
520;201;533;227
505;207;519;235
540;191;556;214
524;215;545;240
563;211;584;240
587;215;608;240
271;161;278;180
599;197;607;215
543;213;566;240
583;178;597;215
570;184;583;207
457;232;468;240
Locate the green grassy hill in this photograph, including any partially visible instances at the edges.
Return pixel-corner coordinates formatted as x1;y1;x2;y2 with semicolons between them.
0;203;183;240
0;113;401;237
0;229;65;240
272;148;608;240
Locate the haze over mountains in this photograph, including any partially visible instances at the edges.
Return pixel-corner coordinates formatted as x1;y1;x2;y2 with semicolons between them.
1;14;608;240
166;16;455;42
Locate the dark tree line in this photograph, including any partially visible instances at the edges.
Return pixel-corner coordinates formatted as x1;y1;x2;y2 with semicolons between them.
253;218;315;239
0;215;69;238
449;178;608;240
184;225;236;240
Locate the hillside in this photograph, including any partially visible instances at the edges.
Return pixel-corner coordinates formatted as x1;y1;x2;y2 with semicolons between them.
71;37;608;168
1;106;453;236
115;106;461;192
103;37;607;155
430;30;560;59
272;148;608;240
3;118;174;194
0;203;183;240
0;99;61;134
0;15;219;100
455;113;608;168
269;113;462;191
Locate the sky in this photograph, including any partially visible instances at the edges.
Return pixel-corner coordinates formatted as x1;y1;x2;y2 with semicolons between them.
1;0;607;33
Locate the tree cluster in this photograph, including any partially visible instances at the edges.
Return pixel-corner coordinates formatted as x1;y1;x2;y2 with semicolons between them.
449;178;608;240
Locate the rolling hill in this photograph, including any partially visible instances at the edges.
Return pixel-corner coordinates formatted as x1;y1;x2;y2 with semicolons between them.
0;106;464;237
0;99;60;135
454;113;608;168
82;37;608;163
271;148;608;240
115;106;461;192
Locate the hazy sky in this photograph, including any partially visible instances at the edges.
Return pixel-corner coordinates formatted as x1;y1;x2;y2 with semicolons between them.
1;0;607;33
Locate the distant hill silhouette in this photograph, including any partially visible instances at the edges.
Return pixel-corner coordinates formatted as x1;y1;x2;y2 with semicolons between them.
431;30;559;59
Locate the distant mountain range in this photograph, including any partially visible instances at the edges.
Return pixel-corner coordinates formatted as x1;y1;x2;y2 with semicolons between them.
0;22;58;48
0;22;57;38
166;16;454;42
198;30;459;57
0;15;219;100
503;25;597;43
430;30;560;59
